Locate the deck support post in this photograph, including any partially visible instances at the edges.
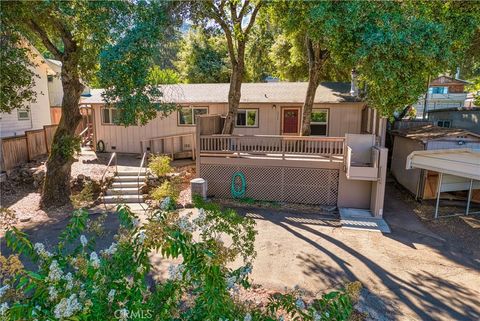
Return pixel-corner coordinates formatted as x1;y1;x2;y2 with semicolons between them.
466;179;474;216
434;172;444;219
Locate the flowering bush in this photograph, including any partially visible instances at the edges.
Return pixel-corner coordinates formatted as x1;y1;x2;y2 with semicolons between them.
1;197;355;320
148;155;172;177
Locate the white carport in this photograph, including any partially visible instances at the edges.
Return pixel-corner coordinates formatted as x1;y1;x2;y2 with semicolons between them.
407;148;480;218
406;149;480;218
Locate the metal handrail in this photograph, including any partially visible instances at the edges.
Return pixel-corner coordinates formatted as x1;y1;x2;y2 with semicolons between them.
79;126;89;137
101;152;117;183
137;152;147;203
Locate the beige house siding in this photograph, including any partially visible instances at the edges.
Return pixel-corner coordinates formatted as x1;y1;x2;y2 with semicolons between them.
391;136;425;195
92;102;365;153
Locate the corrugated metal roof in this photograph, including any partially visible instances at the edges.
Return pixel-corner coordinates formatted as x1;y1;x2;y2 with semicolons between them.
391;125;480;142
81;82;359;105
406;149;480;180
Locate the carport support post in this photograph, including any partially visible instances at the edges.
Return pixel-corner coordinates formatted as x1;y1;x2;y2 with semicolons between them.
435;172;444;219
466;179;473;216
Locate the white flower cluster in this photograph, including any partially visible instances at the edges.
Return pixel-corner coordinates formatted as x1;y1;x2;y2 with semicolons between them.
48;286;58;301
177;216;195;233
101;242;118;256
34;242;53;259
47;260;63;282
80;235;88;247
53;294;82;319
64;272;74;290
90;252;100;269
226;265;252;294
167;264;184;280
0;302;8;316
108;289;116;303
295;298;306;310
160;196;173;210
137;230;147;244
117;308;129;321
244;314;252;321
0;284;9;298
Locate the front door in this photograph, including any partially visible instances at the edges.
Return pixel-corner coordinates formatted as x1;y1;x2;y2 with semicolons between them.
281;108;300;135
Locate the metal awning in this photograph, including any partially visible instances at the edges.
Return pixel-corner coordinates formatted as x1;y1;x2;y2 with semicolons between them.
406;149;480;218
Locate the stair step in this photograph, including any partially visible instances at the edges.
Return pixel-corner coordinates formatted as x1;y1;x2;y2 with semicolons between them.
111;181;144;188
116;171;147;176
114;175;147;182
106;187;141;195
103;195;144;204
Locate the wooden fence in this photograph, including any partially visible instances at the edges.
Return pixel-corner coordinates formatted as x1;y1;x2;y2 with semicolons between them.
1;125;58;172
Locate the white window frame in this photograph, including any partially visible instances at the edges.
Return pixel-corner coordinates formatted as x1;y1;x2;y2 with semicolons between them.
310;108;329;136
17;109;30;121
101;106;120;125
177;106;208;126
235;108;259;128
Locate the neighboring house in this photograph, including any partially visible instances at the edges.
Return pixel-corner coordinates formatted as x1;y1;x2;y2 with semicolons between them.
0;46;54;138
391;125;480;200
413;76;469;119
46;59;92;124
81;82;381;154
427;108;480;134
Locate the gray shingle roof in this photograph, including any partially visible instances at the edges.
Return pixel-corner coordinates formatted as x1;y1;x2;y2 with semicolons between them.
81;82;358;105
392;125;480;142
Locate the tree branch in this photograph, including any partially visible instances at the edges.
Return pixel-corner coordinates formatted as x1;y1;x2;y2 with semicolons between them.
27;19;63;59
206;2;237;65
243;2;261;35
238;0;251;21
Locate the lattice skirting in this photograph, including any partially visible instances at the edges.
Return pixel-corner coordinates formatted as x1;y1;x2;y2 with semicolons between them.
200;164;339;205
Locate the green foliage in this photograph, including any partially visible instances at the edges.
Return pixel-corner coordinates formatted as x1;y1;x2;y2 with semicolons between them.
0;26;38;113
150;181;180;203
148;66;180;85
2;202;354;320
70;181;100;209
311;0;480;116
50;134;81;160
175;28;230;83
148;155;173;177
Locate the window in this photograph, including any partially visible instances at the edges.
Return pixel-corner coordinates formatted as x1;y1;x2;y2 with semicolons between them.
47;75;54;82
437;120;451;128
17;109;30;120
310;109;328;135
178;106;208;125
236;109;258;127
429;86;448;94
101;107;121;125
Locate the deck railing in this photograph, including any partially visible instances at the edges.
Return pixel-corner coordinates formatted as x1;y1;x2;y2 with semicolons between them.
199;135;345;159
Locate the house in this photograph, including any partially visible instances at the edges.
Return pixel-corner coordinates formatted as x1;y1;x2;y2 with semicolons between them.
81;82;385;154
81;81;388;216
391;125;480;200
427;108;479;134
46;59;92;125
0;46;54;138
413;76;469;119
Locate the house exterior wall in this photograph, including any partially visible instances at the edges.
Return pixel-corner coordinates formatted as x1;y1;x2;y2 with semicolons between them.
427;110;480;134
92;102;365;154
0;60;52;138
391;136;425;195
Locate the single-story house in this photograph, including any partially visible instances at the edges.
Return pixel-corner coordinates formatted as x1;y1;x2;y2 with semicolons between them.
391;125;480;199
0;45;54;138
81;82;384;155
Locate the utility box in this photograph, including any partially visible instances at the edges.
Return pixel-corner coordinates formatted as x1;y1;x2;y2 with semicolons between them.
191;178;207;200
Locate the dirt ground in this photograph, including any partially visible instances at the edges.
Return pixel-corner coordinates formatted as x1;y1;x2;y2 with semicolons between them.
2;161;479;321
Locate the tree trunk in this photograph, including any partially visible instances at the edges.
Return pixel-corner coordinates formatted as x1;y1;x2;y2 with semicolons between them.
222;45;245;134
301;38;328;136
41;59;84;208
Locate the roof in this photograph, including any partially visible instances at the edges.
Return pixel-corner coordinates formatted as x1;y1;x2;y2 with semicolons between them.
430;76;470;86
406;149;480;180
391;125;480;142
81;82;360;105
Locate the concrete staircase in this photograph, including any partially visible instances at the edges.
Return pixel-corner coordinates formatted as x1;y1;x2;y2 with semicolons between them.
103;170;147;204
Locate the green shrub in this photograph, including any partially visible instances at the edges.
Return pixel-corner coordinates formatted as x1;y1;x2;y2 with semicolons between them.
150;180;179;203
148;155;172;177
1;202;354;321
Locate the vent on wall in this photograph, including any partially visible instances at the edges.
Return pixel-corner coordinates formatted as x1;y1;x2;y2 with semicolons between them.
111;146;116;150
184;143;191;149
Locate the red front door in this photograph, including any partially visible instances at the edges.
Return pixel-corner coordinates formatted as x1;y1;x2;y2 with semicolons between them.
282;108;299;135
